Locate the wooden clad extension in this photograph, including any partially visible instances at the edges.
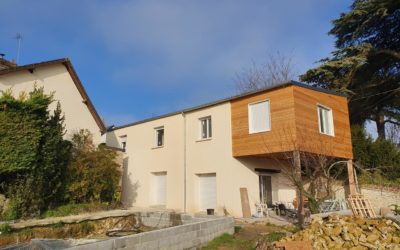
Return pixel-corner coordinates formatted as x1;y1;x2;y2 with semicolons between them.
231;84;353;159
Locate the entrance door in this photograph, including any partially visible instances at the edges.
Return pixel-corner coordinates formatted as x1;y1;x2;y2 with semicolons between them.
259;175;272;206
198;174;217;211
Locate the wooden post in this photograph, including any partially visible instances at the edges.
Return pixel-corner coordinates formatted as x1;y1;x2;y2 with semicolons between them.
347;159;357;195
293;151;304;226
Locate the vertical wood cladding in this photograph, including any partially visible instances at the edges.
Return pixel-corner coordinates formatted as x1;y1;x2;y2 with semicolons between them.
231;85;353;159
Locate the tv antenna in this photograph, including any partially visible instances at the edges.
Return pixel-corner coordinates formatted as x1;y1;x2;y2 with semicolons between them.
14;33;23;64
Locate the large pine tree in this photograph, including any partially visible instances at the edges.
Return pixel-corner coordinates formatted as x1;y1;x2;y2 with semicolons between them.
301;0;400;139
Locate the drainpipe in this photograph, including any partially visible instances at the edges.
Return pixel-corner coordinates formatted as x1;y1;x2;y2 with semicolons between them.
182;112;187;213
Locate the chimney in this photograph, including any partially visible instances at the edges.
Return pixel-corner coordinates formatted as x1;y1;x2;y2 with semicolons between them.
0;54;17;70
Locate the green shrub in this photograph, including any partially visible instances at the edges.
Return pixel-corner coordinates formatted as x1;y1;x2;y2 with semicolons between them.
0;88;71;218
1;199;19;221
352;125;400;182
0;223;12;235
65;130;121;204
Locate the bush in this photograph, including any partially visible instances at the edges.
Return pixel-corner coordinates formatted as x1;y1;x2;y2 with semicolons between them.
3;176;45;219
65;130;121;204
0;223;12;235
352;125;400;181
0;88;71;218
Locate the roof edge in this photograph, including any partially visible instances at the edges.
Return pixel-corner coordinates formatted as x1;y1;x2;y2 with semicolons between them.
0;58;106;134
111;80;346;131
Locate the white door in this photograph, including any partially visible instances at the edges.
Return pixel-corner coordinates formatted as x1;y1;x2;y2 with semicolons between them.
198;174;216;211
152;172;167;205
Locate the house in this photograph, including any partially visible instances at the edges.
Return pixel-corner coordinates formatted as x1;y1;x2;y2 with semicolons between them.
106;81;354;217
0;58;105;144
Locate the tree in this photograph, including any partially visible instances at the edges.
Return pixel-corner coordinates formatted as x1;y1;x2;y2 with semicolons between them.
300;0;400;139
351;125;400;181
262;129;346;226
0;87;71;218
235;52;297;93
66;129;121;204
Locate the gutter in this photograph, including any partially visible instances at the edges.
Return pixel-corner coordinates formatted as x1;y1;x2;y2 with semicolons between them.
182;112;187;213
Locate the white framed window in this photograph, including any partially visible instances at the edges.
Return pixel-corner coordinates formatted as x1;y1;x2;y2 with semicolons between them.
199;116;212;139
317;105;334;136
154;127;164;147
120;135;127;151
248;100;271;134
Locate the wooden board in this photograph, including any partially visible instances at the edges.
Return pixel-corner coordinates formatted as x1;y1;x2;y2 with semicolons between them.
240;188;251;218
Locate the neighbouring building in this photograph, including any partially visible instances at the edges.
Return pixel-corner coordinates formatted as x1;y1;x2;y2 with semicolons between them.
106;81;354;217
0;58;105;144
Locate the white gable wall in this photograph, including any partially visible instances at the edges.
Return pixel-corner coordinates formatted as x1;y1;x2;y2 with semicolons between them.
0;64;103;144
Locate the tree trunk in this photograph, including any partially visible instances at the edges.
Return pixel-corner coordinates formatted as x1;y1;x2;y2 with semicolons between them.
376;109;386;139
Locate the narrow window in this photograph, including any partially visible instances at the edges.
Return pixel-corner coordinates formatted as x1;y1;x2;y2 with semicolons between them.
155;127;164;147
317;105;334;136
248;100;271;134
199;116;212;139
120;135;127;151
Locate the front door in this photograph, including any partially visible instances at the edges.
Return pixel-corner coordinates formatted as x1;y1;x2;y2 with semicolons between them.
259;175;272;206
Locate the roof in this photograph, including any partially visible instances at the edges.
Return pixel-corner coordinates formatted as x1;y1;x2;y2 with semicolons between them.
111;80;346;131
0;58;106;133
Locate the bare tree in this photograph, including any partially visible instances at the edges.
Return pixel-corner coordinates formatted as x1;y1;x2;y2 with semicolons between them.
260;128;347;226
235;51;297;93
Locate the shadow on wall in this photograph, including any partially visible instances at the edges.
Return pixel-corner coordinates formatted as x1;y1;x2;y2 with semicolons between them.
121;156;140;207
106;131;120;148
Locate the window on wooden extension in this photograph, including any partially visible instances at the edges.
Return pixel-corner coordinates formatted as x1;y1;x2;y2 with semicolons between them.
248;100;271;134
317;105;334;136
155;127;164;147
199;116;212;139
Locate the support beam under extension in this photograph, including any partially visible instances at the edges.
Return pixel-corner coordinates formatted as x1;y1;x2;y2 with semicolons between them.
346;159;357;195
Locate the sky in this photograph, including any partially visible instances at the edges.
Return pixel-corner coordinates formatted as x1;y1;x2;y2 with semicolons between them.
0;0;352;127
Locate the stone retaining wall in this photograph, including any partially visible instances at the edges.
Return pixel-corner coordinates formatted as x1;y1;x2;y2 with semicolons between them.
334;184;400;214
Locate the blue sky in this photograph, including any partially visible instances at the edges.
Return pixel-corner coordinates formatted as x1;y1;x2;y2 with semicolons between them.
0;0;351;126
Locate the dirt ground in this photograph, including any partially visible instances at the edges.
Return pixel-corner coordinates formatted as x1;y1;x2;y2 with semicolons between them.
202;220;298;250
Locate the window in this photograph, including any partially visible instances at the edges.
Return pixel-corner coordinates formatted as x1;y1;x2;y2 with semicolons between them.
155;127;164;147
120;135;127;151
248;100;271;133
317;105;334;136
199;116;212;139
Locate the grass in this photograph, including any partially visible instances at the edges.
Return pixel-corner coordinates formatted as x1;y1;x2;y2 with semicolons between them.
201;233;255;250
41;202;111;218
262;231;286;243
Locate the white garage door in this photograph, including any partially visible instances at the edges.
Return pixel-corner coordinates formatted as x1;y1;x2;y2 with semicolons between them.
198;174;216;211
152;172;167;205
